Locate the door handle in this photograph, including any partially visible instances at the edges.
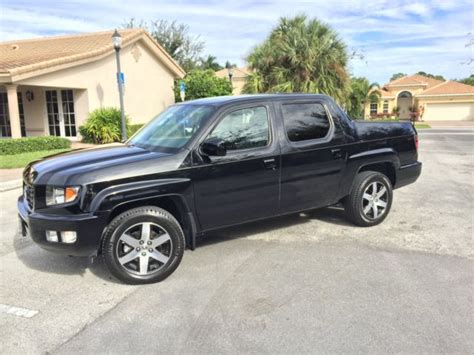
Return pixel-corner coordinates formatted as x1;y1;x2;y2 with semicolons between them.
331;149;343;160
263;158;277;170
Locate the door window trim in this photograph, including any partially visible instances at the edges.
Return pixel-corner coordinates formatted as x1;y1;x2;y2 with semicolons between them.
278;100;335;148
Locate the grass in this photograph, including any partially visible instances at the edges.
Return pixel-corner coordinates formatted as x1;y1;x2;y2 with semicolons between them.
0;149;71;169
414;123;431;129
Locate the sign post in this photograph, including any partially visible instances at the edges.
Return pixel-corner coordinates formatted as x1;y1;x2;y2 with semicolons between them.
179;81;186;102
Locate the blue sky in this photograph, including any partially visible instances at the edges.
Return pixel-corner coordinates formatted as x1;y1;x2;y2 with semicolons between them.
1;0;472;84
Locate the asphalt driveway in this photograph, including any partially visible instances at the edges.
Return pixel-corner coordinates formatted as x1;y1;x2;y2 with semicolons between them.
1;128;473;353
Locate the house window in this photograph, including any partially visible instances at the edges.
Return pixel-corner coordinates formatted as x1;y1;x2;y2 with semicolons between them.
46;90;61;136
0;92;11;137
370;103;378;115
61;90;77;137
383;100;389;114
18;92;26;137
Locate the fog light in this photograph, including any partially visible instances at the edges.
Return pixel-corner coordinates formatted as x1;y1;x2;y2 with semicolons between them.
46;230;59;242
60;231;77;244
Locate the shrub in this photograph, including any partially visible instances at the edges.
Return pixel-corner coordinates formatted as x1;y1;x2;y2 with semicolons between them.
129;124;144;136
79;107;130;144
174;69;232;101
0;136;71;155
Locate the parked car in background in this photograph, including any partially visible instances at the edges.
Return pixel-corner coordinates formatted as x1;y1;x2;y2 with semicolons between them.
18;94;421;284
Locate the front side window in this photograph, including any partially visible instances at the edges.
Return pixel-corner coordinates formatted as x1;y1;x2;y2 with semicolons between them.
208;106;270;151
370;103;378;115
282;103;330;142
129;104;216;152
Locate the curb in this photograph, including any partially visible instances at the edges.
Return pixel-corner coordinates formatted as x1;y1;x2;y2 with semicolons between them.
0;179;22;192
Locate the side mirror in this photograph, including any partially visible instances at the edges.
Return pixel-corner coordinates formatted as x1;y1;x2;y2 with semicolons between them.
200;137;227;157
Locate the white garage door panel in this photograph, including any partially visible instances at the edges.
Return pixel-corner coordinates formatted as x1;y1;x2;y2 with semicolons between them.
425;103;474;121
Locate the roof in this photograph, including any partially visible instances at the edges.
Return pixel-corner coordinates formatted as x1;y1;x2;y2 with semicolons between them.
177;93;332;106
378;88;395;98
387;74;444;88
417;80;474;96
215;67;251;79
0;29;185;82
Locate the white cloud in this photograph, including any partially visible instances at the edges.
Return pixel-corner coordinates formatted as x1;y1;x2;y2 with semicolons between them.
0;0;472;82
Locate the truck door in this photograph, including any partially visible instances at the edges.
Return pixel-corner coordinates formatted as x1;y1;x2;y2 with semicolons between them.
192;103;281;230
277;99;347;213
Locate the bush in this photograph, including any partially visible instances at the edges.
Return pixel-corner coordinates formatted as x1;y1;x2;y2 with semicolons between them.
129;124;144;136
174;69;232;102
79;107;131;144
0;136;71;155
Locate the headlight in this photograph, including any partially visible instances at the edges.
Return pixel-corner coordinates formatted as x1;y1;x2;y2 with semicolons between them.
46;186;80;206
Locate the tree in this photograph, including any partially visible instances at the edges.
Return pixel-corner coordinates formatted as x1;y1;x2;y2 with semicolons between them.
416;71;445;81
200;55;222;71
347;77;380;119
123;18;204;72
174;69;232;101
456;74;474;86
390;73;406;81
242;15;350;105
225;61;237;69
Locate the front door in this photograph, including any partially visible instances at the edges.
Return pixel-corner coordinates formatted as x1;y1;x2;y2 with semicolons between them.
45;89;77;137
192;103;280;230
277;100;347;212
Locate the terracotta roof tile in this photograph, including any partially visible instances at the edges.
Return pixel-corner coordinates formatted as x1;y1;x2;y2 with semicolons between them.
387;74;444;88
0;29;185;79
418;81;474;96
215;67;251;79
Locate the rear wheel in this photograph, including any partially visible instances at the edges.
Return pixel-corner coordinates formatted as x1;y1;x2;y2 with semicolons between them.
344;171;393;227
102;206;185;284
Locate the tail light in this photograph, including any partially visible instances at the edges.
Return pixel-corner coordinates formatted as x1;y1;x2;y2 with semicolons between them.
414;135;419;150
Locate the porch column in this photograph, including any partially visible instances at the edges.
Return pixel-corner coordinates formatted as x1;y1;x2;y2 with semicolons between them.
6;85;21;138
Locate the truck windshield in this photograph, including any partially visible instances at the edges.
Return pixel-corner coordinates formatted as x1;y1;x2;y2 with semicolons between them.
129;104;216;152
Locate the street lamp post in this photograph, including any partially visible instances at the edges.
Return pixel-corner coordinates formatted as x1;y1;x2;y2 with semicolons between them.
227;67;234;84
112;29;127;141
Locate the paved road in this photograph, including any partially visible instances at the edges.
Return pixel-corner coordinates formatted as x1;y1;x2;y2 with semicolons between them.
1;129;473;353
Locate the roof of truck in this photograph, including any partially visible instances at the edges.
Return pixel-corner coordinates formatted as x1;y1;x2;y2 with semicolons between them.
179;93;333;106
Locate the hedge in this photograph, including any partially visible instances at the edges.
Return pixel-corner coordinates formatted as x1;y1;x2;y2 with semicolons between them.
0;136;71;155
129;124;144;136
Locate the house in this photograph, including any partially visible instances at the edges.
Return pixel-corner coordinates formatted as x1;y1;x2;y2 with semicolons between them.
0;29;185;139
215;67;251;95
364;74;474;121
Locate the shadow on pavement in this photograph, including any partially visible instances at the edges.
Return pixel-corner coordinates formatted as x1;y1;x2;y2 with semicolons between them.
13;205;351;282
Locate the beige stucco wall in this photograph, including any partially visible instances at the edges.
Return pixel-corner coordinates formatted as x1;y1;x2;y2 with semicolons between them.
231;77;246;95
363;98;396;118
16;40;177;126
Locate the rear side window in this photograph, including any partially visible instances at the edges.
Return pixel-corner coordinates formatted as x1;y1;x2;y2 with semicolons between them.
282;103;331;142
208;106;269;150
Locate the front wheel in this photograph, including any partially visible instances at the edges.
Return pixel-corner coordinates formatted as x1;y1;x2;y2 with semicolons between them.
344;171;393;227
102;206;185;284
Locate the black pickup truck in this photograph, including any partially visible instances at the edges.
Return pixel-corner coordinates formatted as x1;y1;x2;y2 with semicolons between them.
18;94;421;284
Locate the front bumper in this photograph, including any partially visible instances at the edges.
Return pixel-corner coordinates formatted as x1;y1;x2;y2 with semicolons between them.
18;196;108;257
395;161;422;189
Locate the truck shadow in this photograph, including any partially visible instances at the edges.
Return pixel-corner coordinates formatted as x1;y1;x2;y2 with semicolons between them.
13;206;350;283
198;205;351;247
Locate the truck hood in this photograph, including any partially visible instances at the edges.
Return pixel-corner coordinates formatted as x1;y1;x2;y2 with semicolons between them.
28;144;186;186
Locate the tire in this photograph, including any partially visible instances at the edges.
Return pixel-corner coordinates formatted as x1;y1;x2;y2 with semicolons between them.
102;206;185;284
344;171;393;227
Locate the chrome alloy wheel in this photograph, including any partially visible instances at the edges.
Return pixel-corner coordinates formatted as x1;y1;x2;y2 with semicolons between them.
361;182;388;220
116;222;173;276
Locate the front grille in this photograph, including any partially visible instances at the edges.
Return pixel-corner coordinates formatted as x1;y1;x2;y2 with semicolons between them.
24;184;35;210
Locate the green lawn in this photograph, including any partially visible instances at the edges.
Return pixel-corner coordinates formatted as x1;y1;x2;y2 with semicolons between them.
0;149;71;169
414;123;431;129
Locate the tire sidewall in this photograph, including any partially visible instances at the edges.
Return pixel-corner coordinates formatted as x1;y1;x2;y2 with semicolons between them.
103;208;185;284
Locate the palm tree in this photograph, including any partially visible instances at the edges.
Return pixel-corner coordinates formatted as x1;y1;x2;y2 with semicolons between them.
242;15;350;105
200;55;222;71
348;78;380;119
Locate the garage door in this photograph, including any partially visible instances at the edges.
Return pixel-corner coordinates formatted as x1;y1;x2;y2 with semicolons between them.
425;103;474;121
